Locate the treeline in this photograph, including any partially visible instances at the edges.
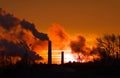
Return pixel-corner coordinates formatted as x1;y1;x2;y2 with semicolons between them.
96;34;120;63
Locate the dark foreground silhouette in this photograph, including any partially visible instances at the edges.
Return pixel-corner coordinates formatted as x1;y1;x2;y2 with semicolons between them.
0;62;120;78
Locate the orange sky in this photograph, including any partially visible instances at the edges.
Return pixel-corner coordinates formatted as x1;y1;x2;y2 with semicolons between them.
0;0;120;64
0;0;120;36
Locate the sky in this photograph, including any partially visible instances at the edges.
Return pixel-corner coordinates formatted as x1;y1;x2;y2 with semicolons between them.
0;0;120;64
0;0;120;36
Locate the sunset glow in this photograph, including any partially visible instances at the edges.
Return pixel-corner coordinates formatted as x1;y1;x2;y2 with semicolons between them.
0;8;100;64
0;1;120;78
0;0;120;65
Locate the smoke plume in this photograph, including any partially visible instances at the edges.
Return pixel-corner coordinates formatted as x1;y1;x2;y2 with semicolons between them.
0;39;43;59
0;8;49;64
0;8;20;30
48;23;101;63
20;20;49;40
70;35;86;53
48;24;70;50
0;8;102;64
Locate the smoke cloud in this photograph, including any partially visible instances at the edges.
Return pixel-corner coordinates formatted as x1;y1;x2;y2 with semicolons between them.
0;8;49;41
0;8;102;64
0;39;43;59
48;24;70;50
0;8;49;64
0;8;20;30
70;35;86;53
20;20;49;40
48;23;101;63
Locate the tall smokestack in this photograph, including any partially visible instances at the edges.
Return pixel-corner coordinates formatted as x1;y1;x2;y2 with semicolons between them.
61;51;64;65
48;40;52;65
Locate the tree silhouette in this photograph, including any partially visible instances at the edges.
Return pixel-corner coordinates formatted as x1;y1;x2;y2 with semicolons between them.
97;34;120;63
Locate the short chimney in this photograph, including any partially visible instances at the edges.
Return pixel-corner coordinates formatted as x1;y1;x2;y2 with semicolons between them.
61;51;64;65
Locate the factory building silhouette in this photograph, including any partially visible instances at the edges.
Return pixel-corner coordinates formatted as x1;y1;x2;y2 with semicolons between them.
48;40;64;65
